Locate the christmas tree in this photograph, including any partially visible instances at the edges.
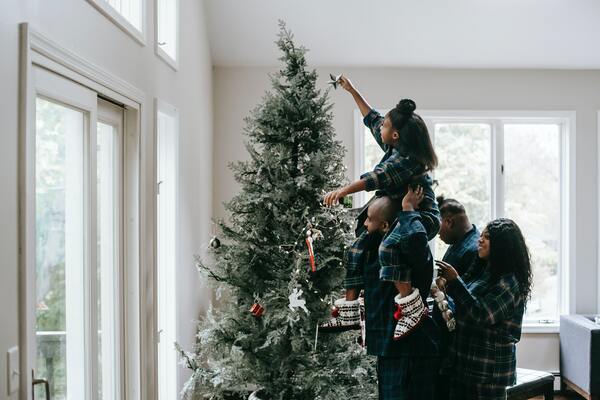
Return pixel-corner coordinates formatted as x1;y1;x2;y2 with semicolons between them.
179;23;377;400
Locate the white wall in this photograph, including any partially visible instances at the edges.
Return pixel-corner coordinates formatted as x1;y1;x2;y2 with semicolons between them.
213;66;600;373
0;0;212;397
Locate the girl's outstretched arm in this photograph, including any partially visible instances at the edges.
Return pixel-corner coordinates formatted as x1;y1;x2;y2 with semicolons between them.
339;76;372;118
323;179;367;206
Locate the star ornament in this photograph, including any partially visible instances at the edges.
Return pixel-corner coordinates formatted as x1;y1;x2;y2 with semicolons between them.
328;73;342;89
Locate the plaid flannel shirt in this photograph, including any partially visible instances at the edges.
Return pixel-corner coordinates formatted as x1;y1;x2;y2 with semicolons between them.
378;211;431;282
442;225;481;277
446;269;525;387
361;213;440;358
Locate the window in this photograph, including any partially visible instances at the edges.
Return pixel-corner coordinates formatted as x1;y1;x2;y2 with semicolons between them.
355;110;573;326
156;100;179;400
87;0;146;45
156;0;179;69
33;66;126;399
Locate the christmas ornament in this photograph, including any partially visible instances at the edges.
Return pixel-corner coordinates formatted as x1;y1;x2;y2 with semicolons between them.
250;303;265;318
248;390;265;400
304;223;323;272
288;288;309;314
430;282;455;331
209;236;221;249
328;73;342;89
208;222;221;249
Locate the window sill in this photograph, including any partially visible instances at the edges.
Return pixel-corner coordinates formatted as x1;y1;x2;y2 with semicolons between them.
522;323;559;334
155;45;179;71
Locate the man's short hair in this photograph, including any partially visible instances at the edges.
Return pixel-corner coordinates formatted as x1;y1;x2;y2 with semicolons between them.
437;195;466;217
371;196;400;223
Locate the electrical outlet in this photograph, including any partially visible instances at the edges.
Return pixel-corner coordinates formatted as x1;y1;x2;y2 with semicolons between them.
7;347;19;394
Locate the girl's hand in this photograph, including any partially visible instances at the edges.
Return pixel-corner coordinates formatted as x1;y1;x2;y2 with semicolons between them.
402;186;424;211
436;260;459;283
323;187;348;206
338;75;356;93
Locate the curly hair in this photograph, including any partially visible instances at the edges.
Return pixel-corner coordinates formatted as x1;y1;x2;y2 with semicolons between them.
386;99;438;171
485;218;533;301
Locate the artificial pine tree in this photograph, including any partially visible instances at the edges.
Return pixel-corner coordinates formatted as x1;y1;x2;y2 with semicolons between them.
179;23;377;400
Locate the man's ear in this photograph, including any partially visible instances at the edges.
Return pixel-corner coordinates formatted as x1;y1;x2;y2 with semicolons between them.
447;216;455;228
392;131;400;140
381;220;390;232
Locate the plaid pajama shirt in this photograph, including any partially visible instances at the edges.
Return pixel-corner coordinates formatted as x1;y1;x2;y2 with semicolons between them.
358;213;440;399
445;269;525;400
344;109;440;289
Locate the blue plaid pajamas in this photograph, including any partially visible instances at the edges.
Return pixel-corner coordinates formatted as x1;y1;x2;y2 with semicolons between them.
378;212;431;283
377;356;439;400
445;269;524;397
360;224;440;399
449;377;507;400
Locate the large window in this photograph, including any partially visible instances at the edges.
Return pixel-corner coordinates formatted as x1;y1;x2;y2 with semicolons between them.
356;110;573;326
88;0;145;44
156;0;179;69
33;67;126;399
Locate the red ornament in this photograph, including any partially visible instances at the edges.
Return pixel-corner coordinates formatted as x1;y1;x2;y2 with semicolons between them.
393;304;403;321
306;237;316;272
250;303;265;317
331;307;339;318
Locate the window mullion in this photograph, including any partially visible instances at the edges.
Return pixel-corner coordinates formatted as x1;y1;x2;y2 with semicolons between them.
87;107;100;400
492;120;505;218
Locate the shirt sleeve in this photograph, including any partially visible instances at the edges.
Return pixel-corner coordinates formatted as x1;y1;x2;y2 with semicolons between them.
447;275;519;326
363;109;388;152
360;155;423;192
379;212;429;282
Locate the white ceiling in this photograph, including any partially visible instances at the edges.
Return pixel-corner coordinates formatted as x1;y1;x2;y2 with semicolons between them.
203;0;600;69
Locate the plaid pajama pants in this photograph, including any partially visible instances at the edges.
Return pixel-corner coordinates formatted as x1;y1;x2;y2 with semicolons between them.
448;377;507;400
376;356;439;400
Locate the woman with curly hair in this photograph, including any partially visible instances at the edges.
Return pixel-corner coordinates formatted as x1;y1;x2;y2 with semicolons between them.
436;218;533;400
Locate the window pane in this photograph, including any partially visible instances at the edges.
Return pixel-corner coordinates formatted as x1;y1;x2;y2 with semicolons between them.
36;97;85;400
504;124;561;321
363;126;384;173
157;0;177;61
157;110;178;400
97;121;119;399
433;123;492;257
106;0;142;30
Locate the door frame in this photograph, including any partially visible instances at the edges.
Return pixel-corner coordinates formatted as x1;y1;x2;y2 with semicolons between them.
18;23;155;400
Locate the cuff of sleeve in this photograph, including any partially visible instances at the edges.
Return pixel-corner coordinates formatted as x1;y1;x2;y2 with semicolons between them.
380;265;411;282
360;172;379;192
446;277;470;303
363;109;380;127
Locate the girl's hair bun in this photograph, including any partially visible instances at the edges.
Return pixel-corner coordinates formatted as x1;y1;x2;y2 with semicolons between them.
396;99;416;116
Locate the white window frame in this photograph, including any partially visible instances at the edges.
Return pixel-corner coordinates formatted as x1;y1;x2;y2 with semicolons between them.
87;0;147;46
19;24;154;399
154;0;180;70
598;111;600;314
354;109;576;333
155;98;180;400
